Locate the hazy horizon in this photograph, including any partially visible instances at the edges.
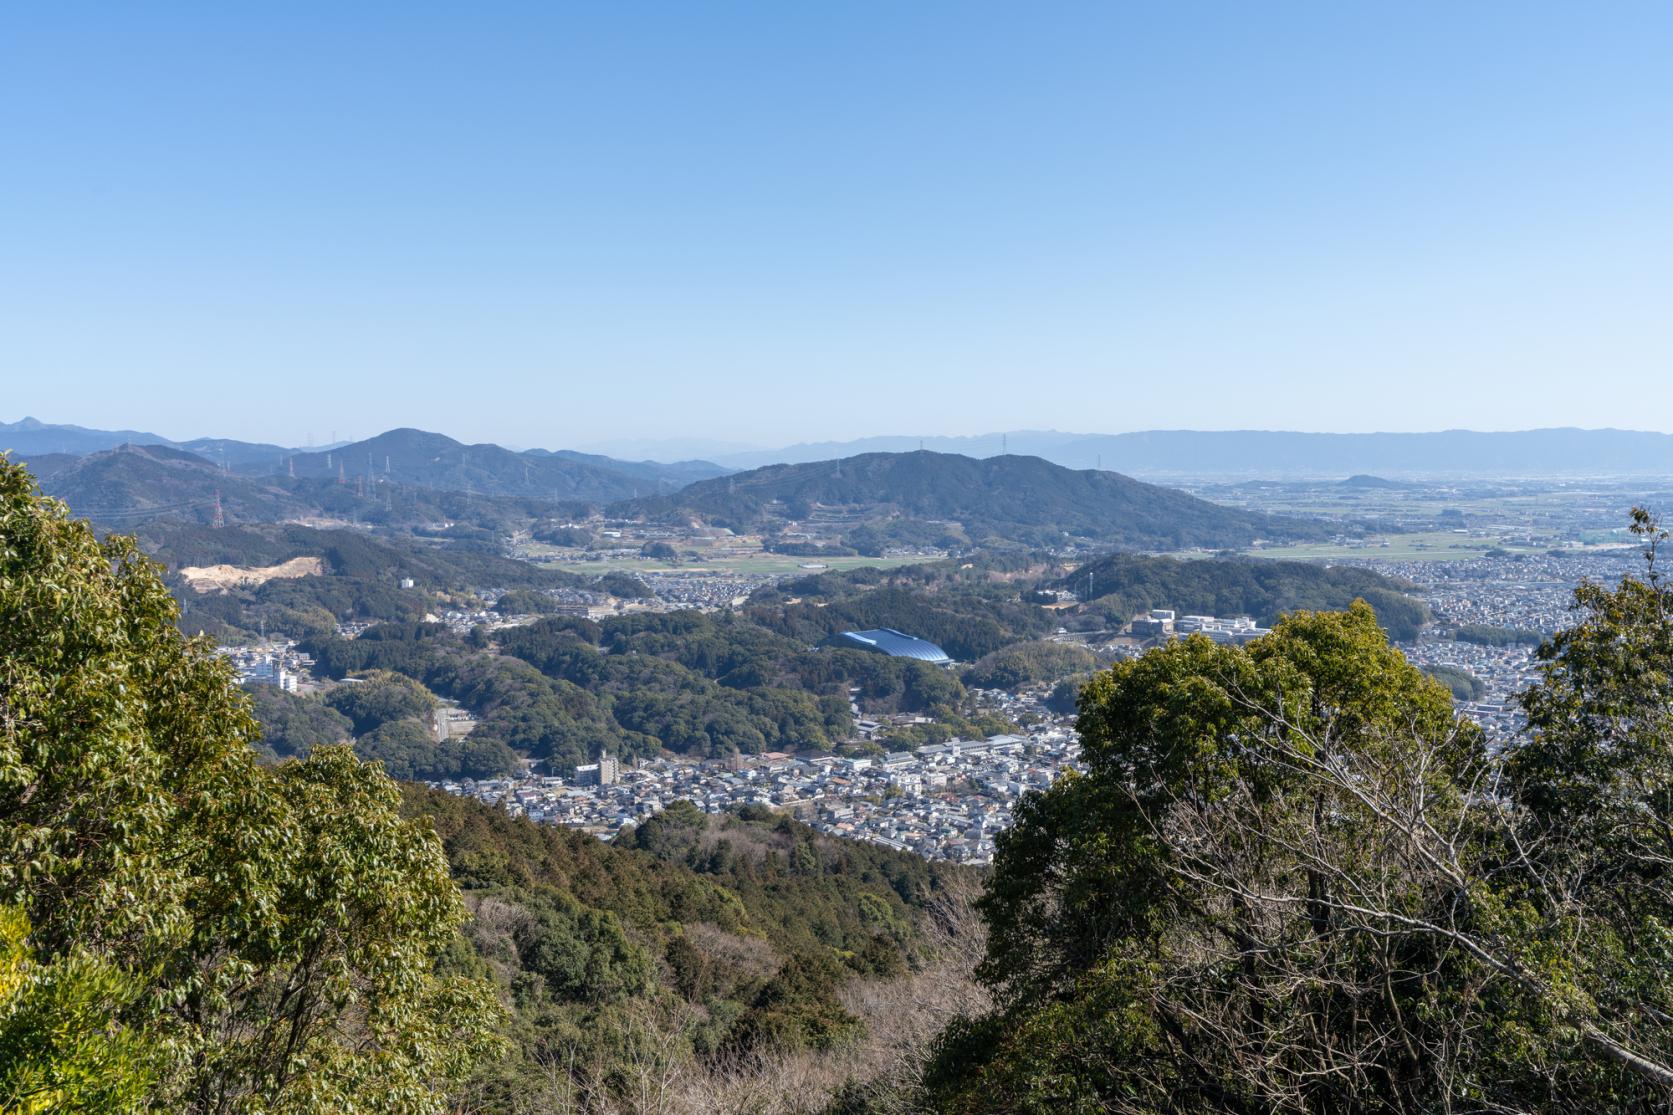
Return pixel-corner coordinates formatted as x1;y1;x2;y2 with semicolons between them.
12;413;1673;465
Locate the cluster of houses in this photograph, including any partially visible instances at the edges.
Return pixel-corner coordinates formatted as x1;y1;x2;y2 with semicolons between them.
222;642;315;693
428;728;1083;865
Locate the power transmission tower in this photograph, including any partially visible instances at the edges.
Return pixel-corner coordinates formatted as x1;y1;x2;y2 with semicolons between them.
210;489;225;529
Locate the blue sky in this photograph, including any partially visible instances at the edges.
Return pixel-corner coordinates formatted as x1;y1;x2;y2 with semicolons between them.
3;2;1671;448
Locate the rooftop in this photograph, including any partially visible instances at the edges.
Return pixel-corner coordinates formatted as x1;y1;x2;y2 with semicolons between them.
838;628;952;664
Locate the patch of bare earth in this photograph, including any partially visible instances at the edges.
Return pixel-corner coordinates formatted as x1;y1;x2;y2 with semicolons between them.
178;555;324;593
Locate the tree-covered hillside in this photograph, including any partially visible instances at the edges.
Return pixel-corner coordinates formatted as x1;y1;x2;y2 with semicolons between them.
137;522;586;643
38;442;315;524
409;788;981;1111
1056;551;1431;640
296;608;1007;772
617;451;1328;550
745;558;1061;661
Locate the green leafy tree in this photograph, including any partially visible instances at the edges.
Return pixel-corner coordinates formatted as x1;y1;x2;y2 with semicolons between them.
0;457;501;1112
0;905;154;1113
927;586;1673;1113
245;686;353;759
325;669;438;734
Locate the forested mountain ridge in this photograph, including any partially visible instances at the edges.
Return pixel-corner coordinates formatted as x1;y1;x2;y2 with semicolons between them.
616;450;1328;550
281;428;730;500
26;442;597;534
282;428;664;501
3;418;728;504
36;443;315;524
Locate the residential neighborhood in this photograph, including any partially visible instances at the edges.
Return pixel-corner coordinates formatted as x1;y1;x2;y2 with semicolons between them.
428;726;1082;865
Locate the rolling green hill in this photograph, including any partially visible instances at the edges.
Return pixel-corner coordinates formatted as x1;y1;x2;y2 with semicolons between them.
617;450;1328;551
1055;551;1430;640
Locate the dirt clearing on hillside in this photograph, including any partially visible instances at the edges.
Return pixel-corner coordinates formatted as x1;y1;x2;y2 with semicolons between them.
179;555;324;593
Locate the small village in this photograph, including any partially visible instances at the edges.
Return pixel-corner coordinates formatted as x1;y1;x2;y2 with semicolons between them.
427;725;1082;865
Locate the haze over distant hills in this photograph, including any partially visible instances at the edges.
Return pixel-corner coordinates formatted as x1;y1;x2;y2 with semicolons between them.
0;417;341;464
284;429;723;502
2;418;726;504
698;428;1673;477
12;417;1673;479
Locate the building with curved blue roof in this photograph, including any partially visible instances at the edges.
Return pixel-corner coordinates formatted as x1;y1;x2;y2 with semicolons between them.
838;628;952;664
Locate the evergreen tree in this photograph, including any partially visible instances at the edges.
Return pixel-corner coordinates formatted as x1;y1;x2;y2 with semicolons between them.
0;457;501;1113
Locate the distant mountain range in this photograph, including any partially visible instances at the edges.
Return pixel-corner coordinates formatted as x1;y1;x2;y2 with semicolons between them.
705;428;1673;477
0;416;357;467
15;417;1673;479
14;416;1673;552
283;429;723;503
21;437;1322;551
24;442;600;531
1;416;193;456
3;418;727;503
616;451;1325;551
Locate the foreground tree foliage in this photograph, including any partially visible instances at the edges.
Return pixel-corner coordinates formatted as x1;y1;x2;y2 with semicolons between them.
0;457;500;1113
925;517;1673;1113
